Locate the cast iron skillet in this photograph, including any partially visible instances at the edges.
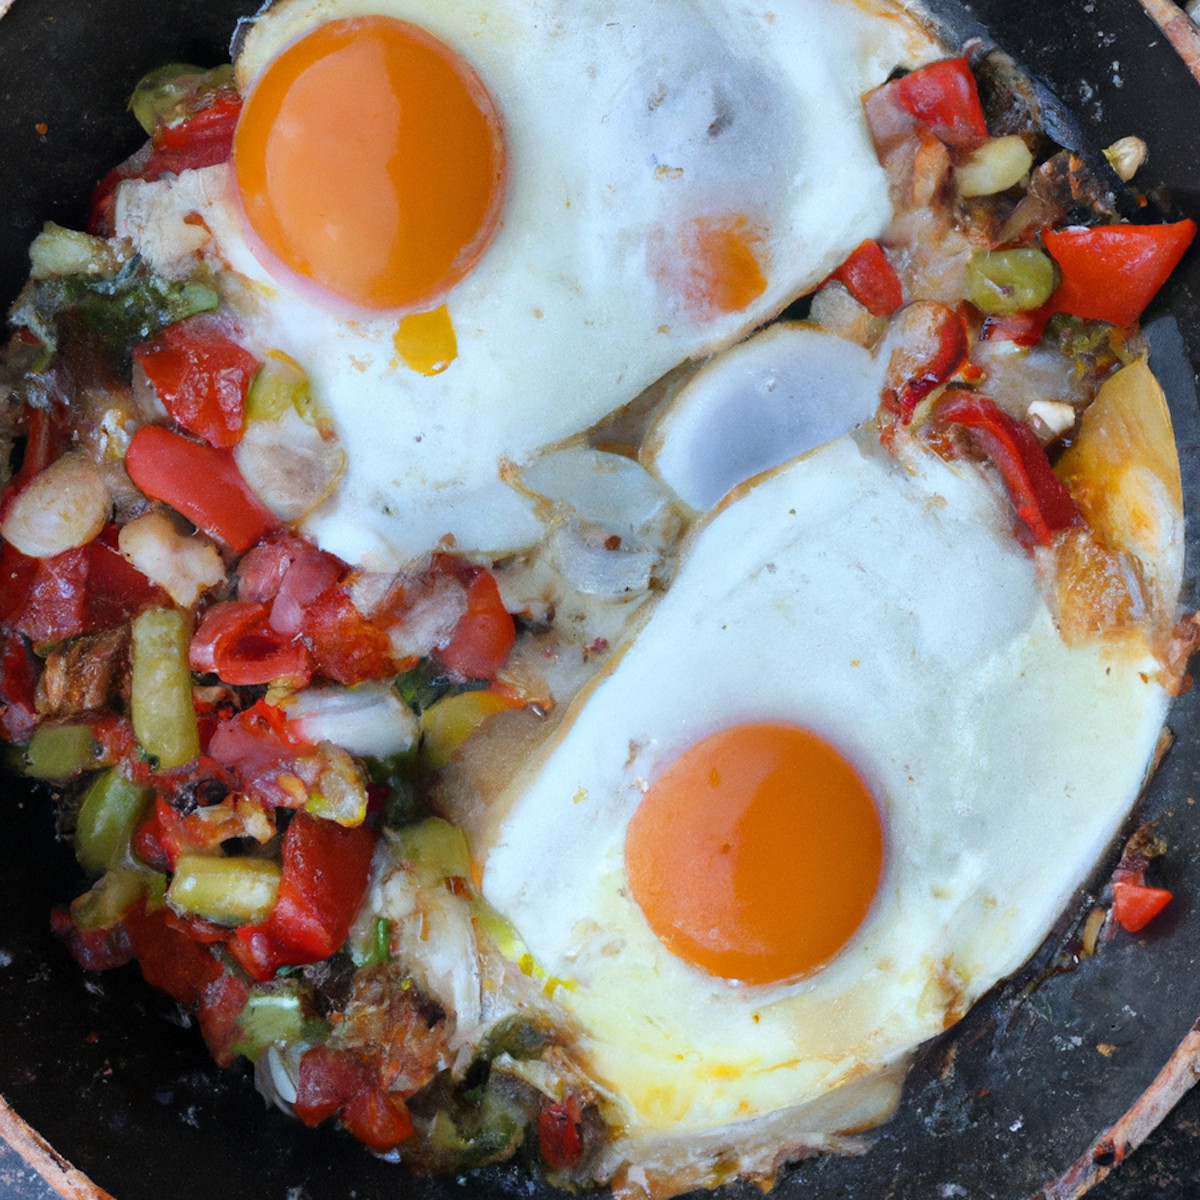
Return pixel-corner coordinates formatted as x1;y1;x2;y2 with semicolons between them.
2;1;1200;1196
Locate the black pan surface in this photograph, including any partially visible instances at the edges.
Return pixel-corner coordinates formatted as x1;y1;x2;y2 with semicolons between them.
2;1;1200;1197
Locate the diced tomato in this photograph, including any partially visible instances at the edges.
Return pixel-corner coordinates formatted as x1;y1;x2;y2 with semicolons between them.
51;905;134;973
123;899;223;1005
125;426;277;552
1044;220;1197;328
197;970;251;1068
538;1094;586;1171
133;795;195;872
832;239;904;317
191;599;314;686
892;58;989;149
15;547;89;645
229;812;376;981
0;403;70;522
143;93;242;180
431;564;515;681
133;317;259;448
0;631;39;743
1112;880;1173;933
294;1044;414;1152
933;391;1081;547
0;540;39;632
238;534;348;635
302;585;395;685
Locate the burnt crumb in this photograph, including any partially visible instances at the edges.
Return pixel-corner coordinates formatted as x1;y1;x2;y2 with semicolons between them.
303;952;358;1019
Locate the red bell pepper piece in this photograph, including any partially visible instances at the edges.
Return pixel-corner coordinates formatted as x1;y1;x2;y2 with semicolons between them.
123;898;223;1005
294;1044;415;1151
125;426;277;552
832;239;904;317
0;631;39;743
892;58;989;149
133;317;259;448
881;300;972;427
15;547;89;645
1043;220;1196;328
1112;880;1173;933
538;1093;586;1170
190;599;314;686
934;392;1081;547
86;524;171;628
143;93;242;180
229;811;377;981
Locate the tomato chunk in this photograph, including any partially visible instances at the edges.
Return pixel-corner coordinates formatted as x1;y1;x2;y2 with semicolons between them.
144;93;242;180
133;317;259;448
1044;220;1196;328
123;899;223;1005
191;599;314;686
229;812;376;980
893;58;988;149
294;1044;414;1151
125;426;277;551
934;392;1081;546
832;239;904;317
302;585;395;685
432;565;515;681
539;1094;586;1171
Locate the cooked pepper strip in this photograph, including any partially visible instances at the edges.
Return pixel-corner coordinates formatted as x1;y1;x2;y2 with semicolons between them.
892;57;989;149
1043;220;1197;327
933;392;1081;546
125;426;277;552
130;606;201;769
832;239;904;317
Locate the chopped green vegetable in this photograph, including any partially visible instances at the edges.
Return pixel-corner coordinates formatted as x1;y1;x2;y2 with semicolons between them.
74;768;152;876
233;978;328;1061
70;866;154;930
25;722;98;781
390;817;471;887
131;607;201;769
244;351;322;424
128;63;234;135
363;750;423;828
394;658;485;715
11;254;219;361
168;853;282;926
966;248;1058;316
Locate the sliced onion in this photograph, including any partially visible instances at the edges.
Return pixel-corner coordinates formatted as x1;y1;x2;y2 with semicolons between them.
285;682;418;759
234;408;346;524
1;451;111;558
118;508;224;608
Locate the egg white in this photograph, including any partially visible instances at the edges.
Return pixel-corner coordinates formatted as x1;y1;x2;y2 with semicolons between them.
114;0;942;570
473;429;1175;1170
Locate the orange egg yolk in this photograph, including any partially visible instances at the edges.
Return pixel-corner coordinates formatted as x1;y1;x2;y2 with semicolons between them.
625;722;883;986
233;16;505;311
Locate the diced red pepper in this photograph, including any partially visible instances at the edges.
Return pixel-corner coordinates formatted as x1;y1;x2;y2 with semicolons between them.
229;812;376;981
881;300;972;427
294;1044;414;1152
892;57;989;150
1043;220;1196;328
0;631;39;743
190;599;314;686
933;391;1081;547
143;93;242;180
431;561;516;681
123;899;223;1005
1112;880;1173;933
133;317;259;448
538;1093;586;1171
197;971;251;1068
86;524;170;628
302;585;396;686
125;426;277;552
979;307;1053;347
832;239;904;317
51;905;134;973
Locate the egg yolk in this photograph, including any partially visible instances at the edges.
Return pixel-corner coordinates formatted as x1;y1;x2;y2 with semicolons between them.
233;16;505;310
625;722;883;985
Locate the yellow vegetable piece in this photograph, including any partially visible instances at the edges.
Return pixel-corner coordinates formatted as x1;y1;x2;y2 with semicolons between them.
168;854;282;927
131;607;200;769
421;689;519;771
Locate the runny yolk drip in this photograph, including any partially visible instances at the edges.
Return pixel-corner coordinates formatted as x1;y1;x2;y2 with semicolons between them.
394;304;458;375
233;16;505;311
625;722;883;986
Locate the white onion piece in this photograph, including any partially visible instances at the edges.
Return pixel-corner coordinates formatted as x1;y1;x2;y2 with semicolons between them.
118;508;224;608
550;520;657;596
641;322;884;511
234;408;346;524
520;445;675;542
0;451;111;558
285;682;418;759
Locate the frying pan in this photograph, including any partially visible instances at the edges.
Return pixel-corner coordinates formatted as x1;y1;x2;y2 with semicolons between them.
1;0;1200;1196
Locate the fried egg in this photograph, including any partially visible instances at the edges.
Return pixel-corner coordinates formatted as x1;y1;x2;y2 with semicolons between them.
468;412;1180;1179
113;0;942;569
